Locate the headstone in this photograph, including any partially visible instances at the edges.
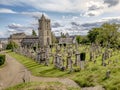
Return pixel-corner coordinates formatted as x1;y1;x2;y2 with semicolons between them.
75;50;80;66
106;70;111;78
80;52;86;69
54;54;63;69
39;48;46;64
66;52;73;71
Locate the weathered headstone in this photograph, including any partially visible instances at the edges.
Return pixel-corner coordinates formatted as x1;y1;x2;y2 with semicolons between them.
75;50;80;66
66;52;73;71
106;70;111;78
80;52;86;70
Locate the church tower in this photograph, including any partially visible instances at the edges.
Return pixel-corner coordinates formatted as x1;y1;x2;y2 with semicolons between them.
38;14;52;48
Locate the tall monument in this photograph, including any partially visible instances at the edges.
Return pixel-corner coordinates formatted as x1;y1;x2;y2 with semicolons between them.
38;14;52;48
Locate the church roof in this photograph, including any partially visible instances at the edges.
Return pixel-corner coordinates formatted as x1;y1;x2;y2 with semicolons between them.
9;32;26;39
25;35;38;38
24;35;38;39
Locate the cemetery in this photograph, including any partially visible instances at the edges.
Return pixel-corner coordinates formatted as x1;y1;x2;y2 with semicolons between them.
8;42;120;90
5;15;120;90
1;0;120;89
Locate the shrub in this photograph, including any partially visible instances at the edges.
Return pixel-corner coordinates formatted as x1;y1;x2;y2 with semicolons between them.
6;41;18;50
0;54;5;66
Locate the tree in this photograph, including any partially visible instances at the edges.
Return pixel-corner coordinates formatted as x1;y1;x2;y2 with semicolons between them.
51;32;57;44
6;41;18;50
87;23;120;48
81;36;89;44
60;32;66;38
76;35;89;44
87;28;100;43
32;30;37;36
76;35;82;44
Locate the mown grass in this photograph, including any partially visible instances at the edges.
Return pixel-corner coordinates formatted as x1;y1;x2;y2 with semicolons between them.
8;51;70;77
7;46;120;90
5;82;80;90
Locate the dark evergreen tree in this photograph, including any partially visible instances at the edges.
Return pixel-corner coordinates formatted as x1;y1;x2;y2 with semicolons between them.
32;30;37;36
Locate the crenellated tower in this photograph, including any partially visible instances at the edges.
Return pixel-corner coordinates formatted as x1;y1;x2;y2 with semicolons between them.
38;14;52;48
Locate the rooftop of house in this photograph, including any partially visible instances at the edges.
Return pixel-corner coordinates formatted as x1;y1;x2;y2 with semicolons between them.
9;33;26;39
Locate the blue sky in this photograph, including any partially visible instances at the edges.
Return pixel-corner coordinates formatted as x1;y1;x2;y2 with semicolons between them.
0;0;120;38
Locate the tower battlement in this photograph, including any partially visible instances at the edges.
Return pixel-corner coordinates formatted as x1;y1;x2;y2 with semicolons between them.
38;14;52;48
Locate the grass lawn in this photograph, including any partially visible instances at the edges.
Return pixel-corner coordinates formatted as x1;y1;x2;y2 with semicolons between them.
7;51;70;77
7;46;120;90
5;82;80;90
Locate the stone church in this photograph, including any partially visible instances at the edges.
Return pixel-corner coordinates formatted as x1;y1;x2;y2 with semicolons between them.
9;14;52;48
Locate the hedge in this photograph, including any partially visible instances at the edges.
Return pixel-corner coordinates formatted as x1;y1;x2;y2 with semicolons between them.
0;54;5;66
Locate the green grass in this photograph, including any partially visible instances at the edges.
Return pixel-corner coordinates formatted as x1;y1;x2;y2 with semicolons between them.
7;45;120;90
5;82;80;90
8;51;70;77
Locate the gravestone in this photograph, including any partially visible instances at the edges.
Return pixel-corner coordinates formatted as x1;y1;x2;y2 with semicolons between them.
66;52;73;71
39;48;46;64
36;52;40;63
80;52;86;70
102;53;105;66
54;54;63;69
90;51;93;61
106;70;111;78
75;50;80;66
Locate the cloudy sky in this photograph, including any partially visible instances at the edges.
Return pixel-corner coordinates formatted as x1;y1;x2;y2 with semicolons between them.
0;0;120;38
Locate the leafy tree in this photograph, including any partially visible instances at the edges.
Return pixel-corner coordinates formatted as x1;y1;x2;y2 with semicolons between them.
76;35;82;44
87;23;120;48
51;32;57;44
87;28;100;43
60;32;66;38
81;36;89;44
76;35;89;44
6;41;18;50
32;30;37;36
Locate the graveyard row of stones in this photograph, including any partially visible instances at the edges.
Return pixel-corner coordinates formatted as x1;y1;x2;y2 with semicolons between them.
13;44;86;72
13;43;119;74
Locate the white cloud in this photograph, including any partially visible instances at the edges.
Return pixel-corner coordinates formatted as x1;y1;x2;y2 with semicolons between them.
52;15;120;36
102;16;120;21
1;0;120;37
0;0;87;13
7;23;34;35
0;0;120;16
0;8;16;13
8;29;16;32
21;12;49;19
82;0;108;17
8;23;23;29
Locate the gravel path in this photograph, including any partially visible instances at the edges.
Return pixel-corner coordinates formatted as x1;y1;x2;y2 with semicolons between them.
0;54;80;89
